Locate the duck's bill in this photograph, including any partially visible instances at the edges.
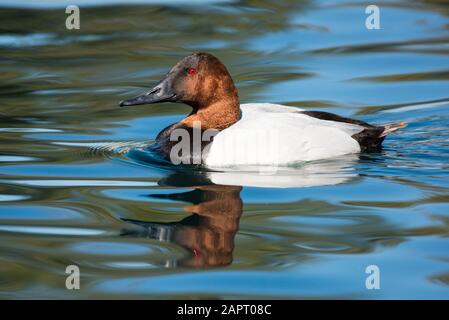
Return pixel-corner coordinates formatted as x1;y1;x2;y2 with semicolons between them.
119;82;176;107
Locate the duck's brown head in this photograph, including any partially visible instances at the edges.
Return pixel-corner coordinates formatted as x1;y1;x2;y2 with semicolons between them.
120;53;240;115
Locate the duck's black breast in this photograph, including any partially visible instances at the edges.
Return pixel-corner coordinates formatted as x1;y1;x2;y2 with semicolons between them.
300;111;386;151
152;122;216;164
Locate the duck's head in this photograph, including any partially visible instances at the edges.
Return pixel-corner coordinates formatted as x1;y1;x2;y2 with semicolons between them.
120;52;239;112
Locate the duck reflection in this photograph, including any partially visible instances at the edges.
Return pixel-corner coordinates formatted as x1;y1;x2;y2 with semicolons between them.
123;172;242;268
122;154;359;268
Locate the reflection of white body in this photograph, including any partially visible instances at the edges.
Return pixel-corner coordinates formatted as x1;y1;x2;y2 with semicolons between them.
204;104;363;167
208;154;359;188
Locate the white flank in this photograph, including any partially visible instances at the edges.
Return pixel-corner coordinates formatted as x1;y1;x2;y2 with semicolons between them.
204;103;363;167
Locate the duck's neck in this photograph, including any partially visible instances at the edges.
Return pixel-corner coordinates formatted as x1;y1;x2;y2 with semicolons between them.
181;96;241;131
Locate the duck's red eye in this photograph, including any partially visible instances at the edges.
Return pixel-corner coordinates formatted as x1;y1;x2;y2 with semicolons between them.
187;68;196;75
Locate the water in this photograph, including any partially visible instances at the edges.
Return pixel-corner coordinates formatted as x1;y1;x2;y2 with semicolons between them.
0;0;448;299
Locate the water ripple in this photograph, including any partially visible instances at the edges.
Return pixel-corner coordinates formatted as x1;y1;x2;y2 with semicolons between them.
0;225;108;236
0;128;62;133
0;179;158;187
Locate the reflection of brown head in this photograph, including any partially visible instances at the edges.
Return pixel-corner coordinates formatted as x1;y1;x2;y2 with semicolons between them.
174;185;243;268
122;181;243;268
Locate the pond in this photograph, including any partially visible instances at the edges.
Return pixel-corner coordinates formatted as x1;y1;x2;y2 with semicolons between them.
0;0;448;299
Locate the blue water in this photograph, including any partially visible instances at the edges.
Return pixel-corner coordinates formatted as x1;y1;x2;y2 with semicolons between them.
0;0;448;299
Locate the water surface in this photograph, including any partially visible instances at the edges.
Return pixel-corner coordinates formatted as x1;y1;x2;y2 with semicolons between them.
0;0;449;299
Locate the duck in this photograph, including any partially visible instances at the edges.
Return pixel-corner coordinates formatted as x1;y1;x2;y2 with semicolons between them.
120;52;406;167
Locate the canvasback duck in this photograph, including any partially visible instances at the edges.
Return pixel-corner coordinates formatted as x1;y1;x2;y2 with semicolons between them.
120;52;406;167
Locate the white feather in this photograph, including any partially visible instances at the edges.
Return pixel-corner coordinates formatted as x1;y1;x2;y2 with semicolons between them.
204;103;363;167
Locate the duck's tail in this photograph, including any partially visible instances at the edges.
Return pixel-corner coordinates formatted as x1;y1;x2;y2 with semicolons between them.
380;121;407;137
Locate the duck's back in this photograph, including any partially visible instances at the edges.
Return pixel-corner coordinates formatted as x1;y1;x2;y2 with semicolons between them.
204;103;364;167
